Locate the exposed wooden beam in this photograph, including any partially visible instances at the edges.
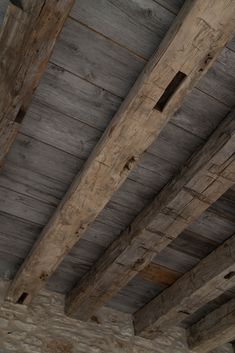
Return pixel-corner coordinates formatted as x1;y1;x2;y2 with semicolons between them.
65;109;235;321
134;229;235;338
7;0;235;305
0;0;75;168
188;298;235;353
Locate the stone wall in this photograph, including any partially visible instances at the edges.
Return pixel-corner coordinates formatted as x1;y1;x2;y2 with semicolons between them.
0;280;232;353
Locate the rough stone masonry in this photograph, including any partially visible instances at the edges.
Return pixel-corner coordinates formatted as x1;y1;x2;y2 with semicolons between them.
0;280;232;353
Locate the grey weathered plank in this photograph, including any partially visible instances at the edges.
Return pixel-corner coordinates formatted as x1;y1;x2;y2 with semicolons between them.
188;298;235;353
152;0;184;14
0;0;7;26
35;63;122;131
52;18;145;98
209;191;235;225
65;109;235;320
0;186;55;226
197;56;235;107
134;231;235;338
70;0;177;59
227;36;235;51
107;275;165;314
154;246;201;274
169;230;218;260
23;100;102;160
187;209;235;243
0;0;75;167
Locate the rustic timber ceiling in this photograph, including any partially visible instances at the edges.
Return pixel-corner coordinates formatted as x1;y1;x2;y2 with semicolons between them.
0;0;235;352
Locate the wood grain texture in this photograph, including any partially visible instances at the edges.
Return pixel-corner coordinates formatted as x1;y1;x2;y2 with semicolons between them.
134;230;235;338
139;263;182;286
65;109;235;321
70;0;177;59
188;298;235;353
0;0;75;167
7;0;235;306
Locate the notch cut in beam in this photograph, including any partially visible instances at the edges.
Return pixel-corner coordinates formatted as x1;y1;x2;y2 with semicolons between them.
0;0;75;168
188;298;235;353
7;0;235;305
154;71;187;112
65;109;235;321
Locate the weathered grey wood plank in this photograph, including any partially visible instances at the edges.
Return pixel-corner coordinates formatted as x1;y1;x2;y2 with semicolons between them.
22;100;102;160
153;0;184;14
0;0;75;167
0;0;7;26
169;230;218;260
153;246;200;274
188;298;235;353
35;63;122;131
70;0;177;59
187;209;235;243
227;37;235;51
65;109;235;320
52;18;145;98
197;55;235;107
0;186;55;226
209;191;235;225
107;276;165;314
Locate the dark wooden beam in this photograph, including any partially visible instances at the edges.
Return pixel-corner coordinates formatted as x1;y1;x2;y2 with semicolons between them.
0;0;75;167
65;108;235;321
7;0;235;305
188;298;235;353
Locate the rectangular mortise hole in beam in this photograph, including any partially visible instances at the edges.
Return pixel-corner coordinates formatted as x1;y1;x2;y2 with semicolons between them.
154;71;187;112
17;292;28;304
15;106;26;124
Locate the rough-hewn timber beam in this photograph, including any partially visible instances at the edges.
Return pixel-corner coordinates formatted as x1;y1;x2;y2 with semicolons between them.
7;0;235;305
188;297;235;353
0;0;75;168
65;109;235;321
134;230;235;338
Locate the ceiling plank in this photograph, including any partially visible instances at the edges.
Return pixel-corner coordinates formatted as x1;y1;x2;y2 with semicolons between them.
134;229;235;338
0;0;75;168
65;109;235;321
188;297;235;353
7;0;235;305
139;263;182;286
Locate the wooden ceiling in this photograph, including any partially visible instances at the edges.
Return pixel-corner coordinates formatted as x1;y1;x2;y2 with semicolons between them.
0;0;235;352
